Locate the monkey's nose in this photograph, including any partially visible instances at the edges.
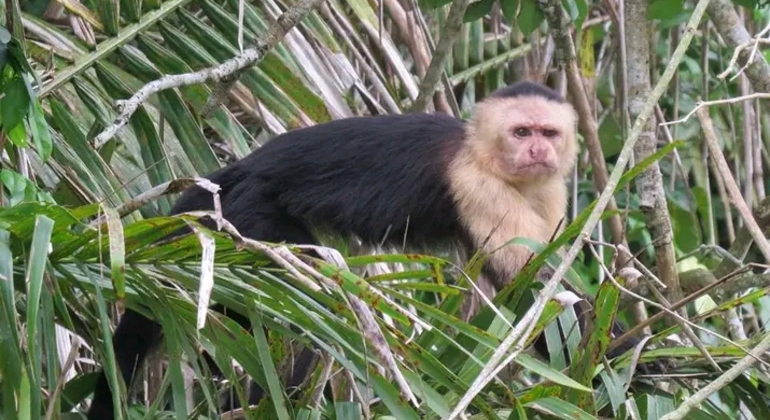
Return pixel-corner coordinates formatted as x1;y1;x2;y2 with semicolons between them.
529;146;547;162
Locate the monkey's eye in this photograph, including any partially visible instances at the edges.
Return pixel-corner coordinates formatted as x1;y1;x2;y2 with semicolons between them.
542;129;558;138
513;127;531;138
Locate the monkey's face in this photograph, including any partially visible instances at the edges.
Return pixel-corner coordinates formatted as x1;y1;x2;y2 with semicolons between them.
501;124;563;177
470;95;578;184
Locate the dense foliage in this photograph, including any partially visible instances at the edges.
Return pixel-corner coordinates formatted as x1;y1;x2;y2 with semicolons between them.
3;0;770;419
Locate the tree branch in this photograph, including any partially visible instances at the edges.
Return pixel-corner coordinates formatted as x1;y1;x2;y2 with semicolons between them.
707;0;770;92
409;0;472;113
625;0;682;314
91;0;328;148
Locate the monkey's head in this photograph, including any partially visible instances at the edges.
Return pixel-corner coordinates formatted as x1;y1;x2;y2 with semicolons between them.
467;83;579;185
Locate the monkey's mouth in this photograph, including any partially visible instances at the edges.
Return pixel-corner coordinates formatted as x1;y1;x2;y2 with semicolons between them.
521;161;553;169
517;162;556;174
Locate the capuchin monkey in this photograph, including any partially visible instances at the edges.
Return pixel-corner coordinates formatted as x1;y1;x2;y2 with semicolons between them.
87;81;634;419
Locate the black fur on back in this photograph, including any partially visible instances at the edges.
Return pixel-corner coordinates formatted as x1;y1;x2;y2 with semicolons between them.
173;113;468;248
488;80;565;103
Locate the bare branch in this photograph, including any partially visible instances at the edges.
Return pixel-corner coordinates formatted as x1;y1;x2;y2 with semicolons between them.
91;0;328;148
661;92;770;126
409;0;472;112
707;0;770;93
89;178;209;225
717;22;770;80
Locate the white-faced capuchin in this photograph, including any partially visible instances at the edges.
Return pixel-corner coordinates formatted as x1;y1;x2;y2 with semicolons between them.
86;81;638;419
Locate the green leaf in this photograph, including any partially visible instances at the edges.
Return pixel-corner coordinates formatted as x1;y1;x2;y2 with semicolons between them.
102;206;127;300
561;280;620;411
25;80;52;161
25;215;55;418
71;78;114;128
0;170;37;205
464;0;496;22
501;0;520;22
95;0;121;35
0;229;22;394
564;0;588;35
5;33;34;76
167;10;304;126
48;97;131;205
96;59;221;174
514;354;592;393
121;0;143;21
196;1;332;123
518;0;545;35
249;313;292;420
648;0;685;20
525;397;598;420
1;74;30;134
507;397;529;420
6;119;28;148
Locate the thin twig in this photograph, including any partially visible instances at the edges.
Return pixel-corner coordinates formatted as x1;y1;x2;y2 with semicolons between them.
707;0;770;93
716;22;770;80
409;0;473;112
609;265;749;352
661;92;770;127
88;178;206;226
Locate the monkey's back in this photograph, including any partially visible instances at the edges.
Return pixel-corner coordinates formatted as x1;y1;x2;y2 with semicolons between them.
173;113;468;248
